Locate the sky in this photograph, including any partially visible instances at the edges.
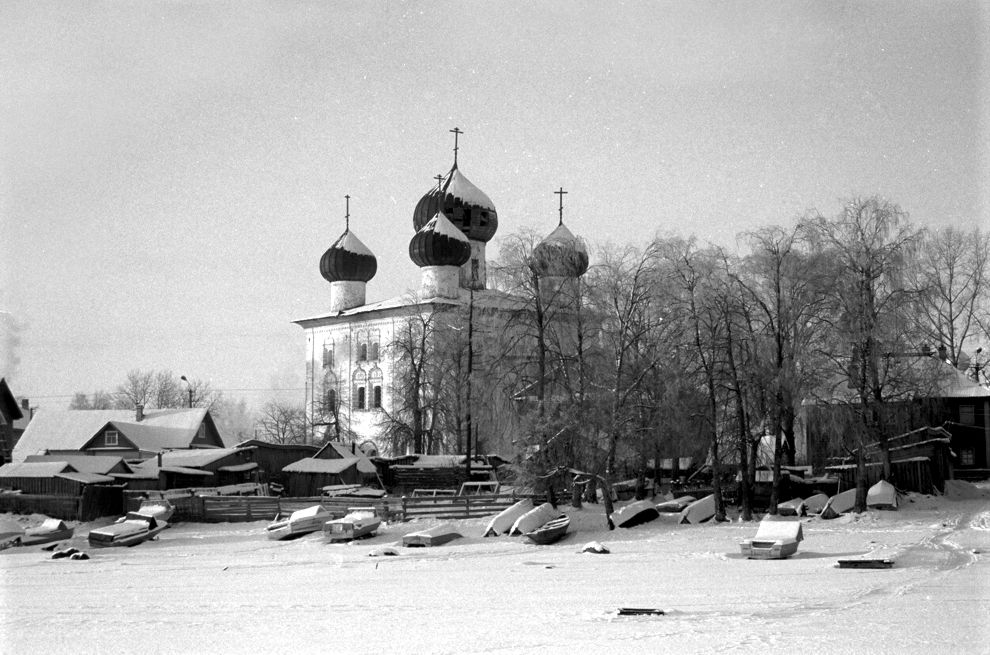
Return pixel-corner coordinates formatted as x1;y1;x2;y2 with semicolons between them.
2;1;988;411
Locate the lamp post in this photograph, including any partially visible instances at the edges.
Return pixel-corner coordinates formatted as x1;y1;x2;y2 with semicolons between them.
180;376;193;408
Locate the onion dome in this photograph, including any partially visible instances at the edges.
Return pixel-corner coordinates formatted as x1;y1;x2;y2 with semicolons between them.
320;229;377;283
531;222;589;278
409;212;472;268
413;164;498;243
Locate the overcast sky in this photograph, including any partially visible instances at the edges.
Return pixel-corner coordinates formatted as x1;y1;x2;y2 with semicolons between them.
2;1;988;410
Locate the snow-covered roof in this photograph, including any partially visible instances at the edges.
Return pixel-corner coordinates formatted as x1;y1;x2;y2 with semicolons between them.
0;461;74;478
24;455;131;475
446;167;495;211
57;472;115;484
283;457;363;474
12;408;213;462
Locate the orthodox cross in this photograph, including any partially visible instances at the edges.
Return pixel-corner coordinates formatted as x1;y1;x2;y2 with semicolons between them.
344;194;350;231
449;127;463;165
554;186;567;225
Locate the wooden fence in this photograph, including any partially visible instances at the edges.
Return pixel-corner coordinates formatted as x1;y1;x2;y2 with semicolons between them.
0;493;81;520
123;491;534;523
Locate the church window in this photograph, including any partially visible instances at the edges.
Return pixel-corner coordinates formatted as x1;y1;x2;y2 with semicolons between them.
357;387;366;410
352;370;367;411
370;341;379;361
322;342;334;368
325;389;337;411
358;343;368;362
373;386;382;409
105;430;118;447
369;368;384;409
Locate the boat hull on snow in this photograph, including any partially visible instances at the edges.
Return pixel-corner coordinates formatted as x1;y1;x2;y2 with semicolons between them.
88;513;166;548
484;499;533;537
611;500;661;529
509;503;561;536
866;480;898;510
679;494;716;524
21;519;74;547
820;488;857;519
267;505;331;541
323;511;381;542
402;524;462;547
524;515;570;545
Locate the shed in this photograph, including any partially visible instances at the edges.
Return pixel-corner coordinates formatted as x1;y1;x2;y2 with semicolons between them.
282;457;370;496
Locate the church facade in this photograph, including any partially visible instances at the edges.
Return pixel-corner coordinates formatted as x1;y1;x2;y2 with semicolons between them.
294;134;588;456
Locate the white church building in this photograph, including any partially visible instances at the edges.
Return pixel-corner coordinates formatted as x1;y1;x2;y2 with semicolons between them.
293;133;588;456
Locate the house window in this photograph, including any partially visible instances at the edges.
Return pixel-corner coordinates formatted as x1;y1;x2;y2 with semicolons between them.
960;448;976;466
105;430;118;447
959;405;975;425
373;386;382;409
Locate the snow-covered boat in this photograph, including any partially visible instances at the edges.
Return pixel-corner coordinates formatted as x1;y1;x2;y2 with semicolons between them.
266;505;331;541
483;499;533;537
739;516;804;559
776;498;805;517
323;511;381;542
524;514;570;545
509;503;561;536
402;524;462;547
610;499;660;528
679;494;716;524
0;519;24;550
88;513;166;548
820;488;857;519
866;480;898;510
655;495;695;513
134;499;175;523
20;519;74;547
803;493;829;515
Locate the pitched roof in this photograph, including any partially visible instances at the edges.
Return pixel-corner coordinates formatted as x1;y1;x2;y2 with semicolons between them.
156;447;243;468
0;461;75;478
12;408;211;462
283;457;361;474
24;455;132;475
293;288;526;326
57;472;115;484
0;378;23;421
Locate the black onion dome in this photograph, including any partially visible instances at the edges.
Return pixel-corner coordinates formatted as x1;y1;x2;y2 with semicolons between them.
531;223;589;278
412;164;498;243
320;229;377;283
409;212;472;268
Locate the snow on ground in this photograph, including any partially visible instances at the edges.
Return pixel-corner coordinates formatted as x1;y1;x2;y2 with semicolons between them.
2;489;989;655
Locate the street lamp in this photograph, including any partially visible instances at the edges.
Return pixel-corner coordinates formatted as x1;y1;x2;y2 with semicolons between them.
179;376;193;408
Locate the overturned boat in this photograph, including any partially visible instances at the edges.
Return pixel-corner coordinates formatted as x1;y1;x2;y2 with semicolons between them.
134;498;175;523
323;510;381;542
679;494;716;524
509;503;561;536
266;505;331;541
610;499;660;529
402;524;462;547
776;498;806;517
656;496;695;513
866;480;899;510
20;519;74;547
803;493;829;515
484;499;533;537
820;488;857;519
88;513;166;548
523;514;570;545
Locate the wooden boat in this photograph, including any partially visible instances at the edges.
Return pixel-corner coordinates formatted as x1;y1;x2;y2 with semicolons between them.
678;494;716;524
866;480;898;510
135;499;175;523
88;513;167;548
323;511;381;542
837;558;894;569
655;496;695;513
776;498;805;517
509;503;561;536
20;519;74;547
0;519;24;551
483;499;533;537
803;493;829;515
820;488;857;519
402;524;463;547
266;505;331;541
524;514;570;545
739;517;804;559
610;499;661;528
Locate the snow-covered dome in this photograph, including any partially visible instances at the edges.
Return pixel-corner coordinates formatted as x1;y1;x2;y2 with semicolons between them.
413;164;498;243
320;229;377;283
409;212;472;268
531;222;589;278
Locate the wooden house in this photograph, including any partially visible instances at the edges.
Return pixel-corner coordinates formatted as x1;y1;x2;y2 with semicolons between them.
12;406;226;462
0;378;24;465
116;447;259;491
0;461;115;496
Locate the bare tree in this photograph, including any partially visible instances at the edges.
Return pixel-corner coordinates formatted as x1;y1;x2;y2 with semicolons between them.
255;400;307;445
115;370;156;409
804;197;923;511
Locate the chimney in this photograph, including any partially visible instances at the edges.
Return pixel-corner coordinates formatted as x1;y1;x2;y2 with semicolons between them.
136;404;144;422
157;452;162;467
21;398;29;410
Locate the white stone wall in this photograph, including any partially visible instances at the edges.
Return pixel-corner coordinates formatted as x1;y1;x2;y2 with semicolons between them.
460;241;487;289
421;266;460;299
329;280;366;312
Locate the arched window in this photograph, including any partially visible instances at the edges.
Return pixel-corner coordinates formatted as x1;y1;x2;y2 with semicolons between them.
369;341;379;361
358;343;368;362
322;339;334;369
352;370;367;410
369;368;384;409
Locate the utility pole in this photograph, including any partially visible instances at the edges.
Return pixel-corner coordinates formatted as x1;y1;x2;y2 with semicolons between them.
465;278;475;483
180;375;193;408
